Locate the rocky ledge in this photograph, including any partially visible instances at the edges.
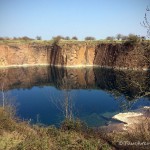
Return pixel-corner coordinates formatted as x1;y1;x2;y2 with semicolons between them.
102;107;150;132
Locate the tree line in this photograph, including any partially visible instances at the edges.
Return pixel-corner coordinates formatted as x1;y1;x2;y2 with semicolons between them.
0;34;147;41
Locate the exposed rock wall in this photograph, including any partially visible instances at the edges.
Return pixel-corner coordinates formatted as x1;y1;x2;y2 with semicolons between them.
0;42;149;70
0;44;51;66
94;43;149;70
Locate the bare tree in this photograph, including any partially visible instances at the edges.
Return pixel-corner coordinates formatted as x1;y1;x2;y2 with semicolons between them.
0;69;15;108
0;69;8;108
141;6;150;37
45;76;76;120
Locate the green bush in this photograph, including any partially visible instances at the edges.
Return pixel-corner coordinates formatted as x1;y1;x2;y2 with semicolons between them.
106;36;115;41
61;119;87;132
46;126;60;137
85;36;95;40
72;36;78;40
124;34;140;46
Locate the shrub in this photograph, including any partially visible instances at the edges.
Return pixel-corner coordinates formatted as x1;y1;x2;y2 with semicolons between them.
17;36;33;41
106;36;115;41
46;126;60;137
72;36;78;40
61;119;87;132
116;34;123;40
0;37;5;40
85;36;95;40
0;106;17;134
0;37;10;40
52;35;64;40
36;36;42;40
64;36;70;40
52;37;61;46
121;35;128;41
124;34;140;46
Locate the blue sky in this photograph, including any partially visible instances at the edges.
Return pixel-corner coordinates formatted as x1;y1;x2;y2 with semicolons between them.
0;0;149;40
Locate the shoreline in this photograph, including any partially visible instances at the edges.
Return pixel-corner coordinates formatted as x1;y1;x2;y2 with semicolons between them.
0;64;149;71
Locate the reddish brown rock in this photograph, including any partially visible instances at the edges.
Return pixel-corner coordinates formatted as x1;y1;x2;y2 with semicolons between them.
0;42;149;70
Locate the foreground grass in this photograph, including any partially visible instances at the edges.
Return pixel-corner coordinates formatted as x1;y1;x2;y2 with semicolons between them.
0;106;111;150
0;106;149;150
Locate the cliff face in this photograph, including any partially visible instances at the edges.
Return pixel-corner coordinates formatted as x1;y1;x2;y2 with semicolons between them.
0;44;51;66
49;43;95;66
0;42;149;70
94;43;149;70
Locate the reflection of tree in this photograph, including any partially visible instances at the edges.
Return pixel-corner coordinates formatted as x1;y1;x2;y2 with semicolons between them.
0;69;8;108
116;95;138;112
108;90;136;112
1;83;5;108
108;70;150;111
47;76;76;120
127;79;150;99
0;69;15;108
94;68;149;102
62;88;73;120
116;71;150;101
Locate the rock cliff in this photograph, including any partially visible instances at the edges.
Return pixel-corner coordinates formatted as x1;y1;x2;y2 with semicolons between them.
0;41;149;70
0;44;51;66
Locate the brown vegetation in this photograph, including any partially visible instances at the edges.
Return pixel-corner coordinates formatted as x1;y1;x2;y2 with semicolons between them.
0;106;112;150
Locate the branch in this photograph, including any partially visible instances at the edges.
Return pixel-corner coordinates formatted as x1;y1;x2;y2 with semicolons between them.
141;6;150;37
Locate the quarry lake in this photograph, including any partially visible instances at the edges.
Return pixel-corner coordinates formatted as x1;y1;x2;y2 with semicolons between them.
0;66;150;127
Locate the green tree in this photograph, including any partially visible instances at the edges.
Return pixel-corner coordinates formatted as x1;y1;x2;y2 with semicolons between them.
106;36;114;41
128;34;140;42
121;35;128;41
72;36;78;40
116;34;123;40
52;35;64;41
36;36;42;40
85;36;95;40
19;36;33;40
124;34;140;46
64;36;70;40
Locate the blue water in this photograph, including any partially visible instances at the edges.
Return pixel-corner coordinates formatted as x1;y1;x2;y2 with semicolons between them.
0;66;150;127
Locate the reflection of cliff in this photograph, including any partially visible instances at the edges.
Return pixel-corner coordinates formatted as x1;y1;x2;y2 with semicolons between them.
0;66;149;100
0;42;149;70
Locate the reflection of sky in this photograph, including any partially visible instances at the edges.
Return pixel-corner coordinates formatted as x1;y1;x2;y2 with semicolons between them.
0;66;150;127
10;86;150;127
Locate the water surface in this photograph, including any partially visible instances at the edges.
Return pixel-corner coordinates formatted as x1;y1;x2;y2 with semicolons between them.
0;66;149;127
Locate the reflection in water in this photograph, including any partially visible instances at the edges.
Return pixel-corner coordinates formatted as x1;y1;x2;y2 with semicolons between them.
0;66;149;100
0;66;149;126
49;77;75;121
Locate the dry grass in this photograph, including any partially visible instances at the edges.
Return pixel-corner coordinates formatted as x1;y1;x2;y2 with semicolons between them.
1;105;149;150
0;106;112;150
